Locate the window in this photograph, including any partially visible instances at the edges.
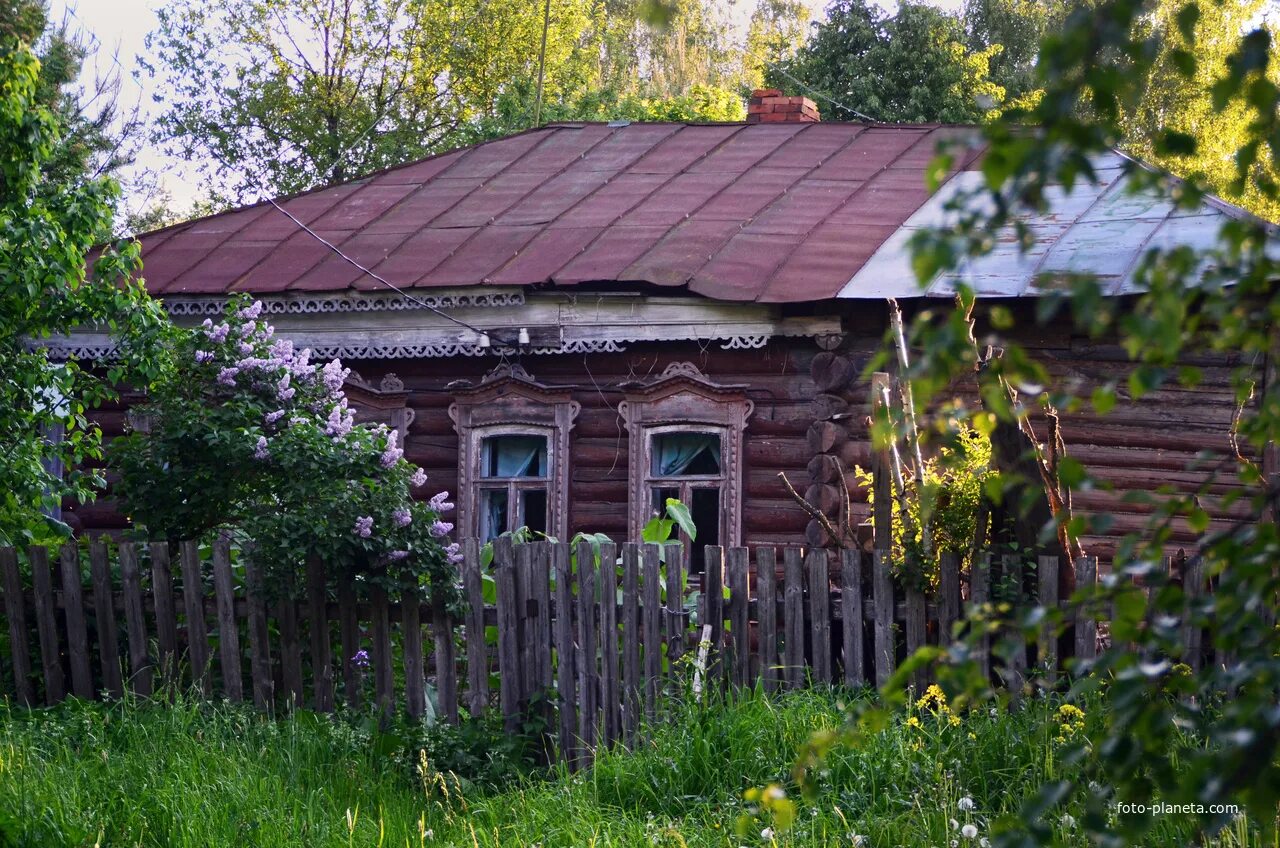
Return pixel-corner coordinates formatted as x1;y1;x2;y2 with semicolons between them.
620;362;754;575
450;365;579;543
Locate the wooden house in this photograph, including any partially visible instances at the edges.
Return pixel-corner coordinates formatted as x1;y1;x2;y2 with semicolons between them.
54;91;1271;565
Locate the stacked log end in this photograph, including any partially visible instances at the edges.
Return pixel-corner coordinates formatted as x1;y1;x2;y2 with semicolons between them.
805;347;866;549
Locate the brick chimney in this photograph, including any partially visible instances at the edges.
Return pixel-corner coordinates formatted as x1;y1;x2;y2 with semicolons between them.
747;88;820;124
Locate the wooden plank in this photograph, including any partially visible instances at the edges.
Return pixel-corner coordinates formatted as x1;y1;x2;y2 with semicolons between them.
970;553;991;683
621;543;641;742
305;556;333;711
598;541;620;746
757;546;779;692
118;542;152;697
89;539;123;699
179;540;211;696
552;542;577;763
1182;554;1204;671
703;546;725;685
642;543;662;721
370;583;394;718
337;573;360;709
277;577;304;709
60;544;93;699
841;549;864;687
1002;554;1026;697
0;548;34;706
872;550;895;687
938;552;961;647
726;546;750;689
515;543;535;706
494;536;520;734
663;542;686;669
211;534;242;702
402;589;425;719
806;548;832;684
30;547;64;704
1037;556;1060;682
904;583;926;690
244;558;274;709
462;538;487;717
783;547;806;689
869;372;894;551
531;542;553;702
1073;556;1098;664
576;539;599;757
149;542;178;688
434;598;459;725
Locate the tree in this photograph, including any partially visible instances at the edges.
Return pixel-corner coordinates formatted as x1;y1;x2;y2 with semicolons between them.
0;25;167;546
742;0;811;91
142;0;594;205
771;0;1005;124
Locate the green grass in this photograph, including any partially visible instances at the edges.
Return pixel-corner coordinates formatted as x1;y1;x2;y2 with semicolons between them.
0;687;1262;847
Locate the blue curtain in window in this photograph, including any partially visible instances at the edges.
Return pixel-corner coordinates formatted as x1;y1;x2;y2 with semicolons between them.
655;432;720;476
488;436;545;477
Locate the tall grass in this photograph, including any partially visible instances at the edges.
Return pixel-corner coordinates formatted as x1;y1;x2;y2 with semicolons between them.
0;687;1263;847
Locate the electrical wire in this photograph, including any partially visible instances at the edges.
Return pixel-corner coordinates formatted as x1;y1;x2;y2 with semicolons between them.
742;43;879;124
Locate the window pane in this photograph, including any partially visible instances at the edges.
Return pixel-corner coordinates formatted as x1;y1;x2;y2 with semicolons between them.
651;486;680;518
521;489;548;536
650;432;721;477
479;488;509;542
481;434;547;478
689;487;720;574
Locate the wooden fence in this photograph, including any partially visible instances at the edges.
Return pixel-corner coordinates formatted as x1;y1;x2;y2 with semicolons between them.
0;536;1210;765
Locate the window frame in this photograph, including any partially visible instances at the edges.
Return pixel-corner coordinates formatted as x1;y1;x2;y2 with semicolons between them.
474;427;554;541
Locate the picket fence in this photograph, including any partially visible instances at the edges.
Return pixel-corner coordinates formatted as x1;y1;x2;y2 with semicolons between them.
0;536;1209;765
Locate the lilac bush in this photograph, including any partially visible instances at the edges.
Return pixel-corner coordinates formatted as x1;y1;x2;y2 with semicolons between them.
112;294;459;604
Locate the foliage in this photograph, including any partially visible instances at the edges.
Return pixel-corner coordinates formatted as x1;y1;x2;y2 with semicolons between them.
742;0;811;91
0;26;168;547
539;82;745;124
110;296;458;601
0;688;1265;846
864;0;1280;843
855;424;994;589
770;0;1006;123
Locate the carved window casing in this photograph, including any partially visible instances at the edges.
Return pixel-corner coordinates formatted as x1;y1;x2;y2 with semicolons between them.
620;363;754;573
449;365;579;542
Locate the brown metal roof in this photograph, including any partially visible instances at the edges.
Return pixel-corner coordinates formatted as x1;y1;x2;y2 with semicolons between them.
136;122;983;303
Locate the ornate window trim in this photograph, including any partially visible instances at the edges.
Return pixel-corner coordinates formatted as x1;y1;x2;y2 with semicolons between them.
619;362;754;550
448;364;579;541
344;371;415;441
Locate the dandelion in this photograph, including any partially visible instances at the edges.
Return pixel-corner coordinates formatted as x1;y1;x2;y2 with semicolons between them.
253;436;270;460
906;716;922;729
351;650;370;669
957;797;975;812
761;828;774;840
1060;813;1076;829
353;516;373;538
429;519;453;538
410;467;428;488
961;824;978;839
850;836;866;847
380;430;403;468
392;507;412;528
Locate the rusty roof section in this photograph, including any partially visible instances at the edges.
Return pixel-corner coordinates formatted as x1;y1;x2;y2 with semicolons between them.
135;121;985;303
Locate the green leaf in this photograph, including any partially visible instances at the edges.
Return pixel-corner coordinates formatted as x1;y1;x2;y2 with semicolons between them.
664;498;696;541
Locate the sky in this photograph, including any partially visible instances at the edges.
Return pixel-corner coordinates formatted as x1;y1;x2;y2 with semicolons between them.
46;0;959;215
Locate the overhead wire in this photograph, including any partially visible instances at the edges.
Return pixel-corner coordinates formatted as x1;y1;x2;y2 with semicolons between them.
741;43;879;123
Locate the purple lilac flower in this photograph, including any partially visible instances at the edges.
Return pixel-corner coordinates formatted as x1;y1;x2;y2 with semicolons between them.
237;341;254;356
253;435;270;460
205;322;230;343
321;359;349;394
380;430;403;468
351;650;370;669
216;367;238;386
409;467;428;488
392;507;412;528
201;318;213;330
325;402;354;439
269;338;294;360
387;550;409;561
428;491;455;513
276;373;295;402
353;516;373;538
237;300;264;320
429;520;453;539
238;322;256;339
445;542;463;564
265;409;286;425
195;350;214;363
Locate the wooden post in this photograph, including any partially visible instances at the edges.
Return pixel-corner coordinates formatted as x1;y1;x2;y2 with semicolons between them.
783;547;806;689
305;556;333;711
1073;556;1097;665
60;543;93;699
807;548;832;684
575;538;599;755
938;552;960;646
462;539;487;717
1182;555;1204;672
179;540;212;696
494;536;520;734
370;583;393;719
30;546;64;704
1002;553;1026;697
598;541;620;747
553;542;577;763
402;589;425;720
514;543;535;706
433;597;459;725
725;546;749;689
841;549;864;686
277;575;304;709
904;582;926;690
211;534;243;702
872;550;895;687
969;553;990;683
89;539;123;699
869;373;894;552
1037;555;1060;681
118;542;152;697
621;543;641;742
531;542;553;703
0;547;34;706
642;543;663;717
149;542;178;689
664;542;686;668
244;558;274;710
757;546;779;692
703;546;725;685
337;572;360;709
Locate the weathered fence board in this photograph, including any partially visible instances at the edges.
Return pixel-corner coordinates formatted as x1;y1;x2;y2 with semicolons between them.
89;540;123;699
118;542;152;697
783;546;805;690
180;540;212;696
841;548;863;687
61;544;93;699
211;536;242;703
553;542;577;762
642;544;663;719
150;543;178;686
1;547;33;706
31;546;65;705
758;546;779;691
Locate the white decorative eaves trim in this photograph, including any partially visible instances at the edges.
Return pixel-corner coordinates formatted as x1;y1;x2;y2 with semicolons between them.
37;337;630;362
163;290;524;317
720;335;768;350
